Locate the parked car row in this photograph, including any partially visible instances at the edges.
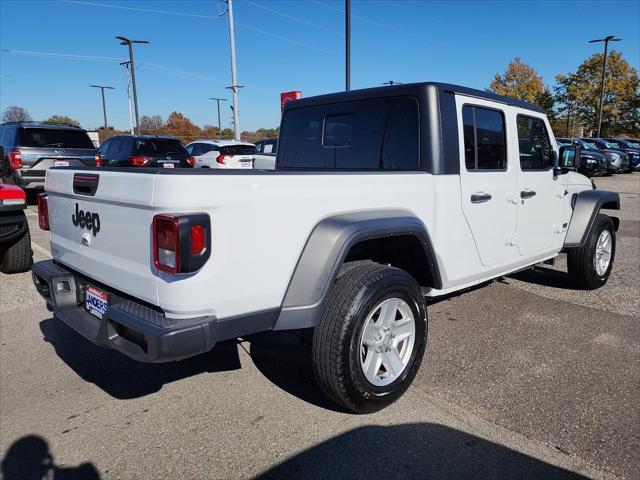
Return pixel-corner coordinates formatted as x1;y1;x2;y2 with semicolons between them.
557;137;640;177
0;121;280;192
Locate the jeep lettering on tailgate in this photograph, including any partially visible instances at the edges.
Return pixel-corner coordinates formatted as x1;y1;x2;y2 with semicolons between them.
72;203;101;236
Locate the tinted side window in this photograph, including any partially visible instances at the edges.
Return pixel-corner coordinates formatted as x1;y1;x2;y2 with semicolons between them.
463;105;507;171
279;97;418;170
517;115;553;170
97;139;111;156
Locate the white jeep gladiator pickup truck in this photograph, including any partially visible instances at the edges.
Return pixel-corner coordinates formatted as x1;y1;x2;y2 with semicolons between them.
32;83;619;413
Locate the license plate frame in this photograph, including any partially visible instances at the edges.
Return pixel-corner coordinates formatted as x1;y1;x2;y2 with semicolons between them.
85;285;109;319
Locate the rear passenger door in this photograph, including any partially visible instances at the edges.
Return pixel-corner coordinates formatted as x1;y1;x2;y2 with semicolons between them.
456;97;518;267
515;114;565;257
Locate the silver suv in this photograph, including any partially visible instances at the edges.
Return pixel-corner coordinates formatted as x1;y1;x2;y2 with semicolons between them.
0;122;99;190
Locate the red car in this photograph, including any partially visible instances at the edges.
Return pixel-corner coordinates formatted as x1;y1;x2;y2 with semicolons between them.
0;183;32;273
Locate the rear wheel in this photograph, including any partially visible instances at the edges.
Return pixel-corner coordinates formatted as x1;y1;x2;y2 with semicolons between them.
312;262;427;413
567;214;615;289
0;223;33;274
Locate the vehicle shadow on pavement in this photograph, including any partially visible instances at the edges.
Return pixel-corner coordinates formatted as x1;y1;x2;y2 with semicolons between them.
39;317;242;399
1;435;100;479
245;331;347;413
509;266;579;290
256;423;586;480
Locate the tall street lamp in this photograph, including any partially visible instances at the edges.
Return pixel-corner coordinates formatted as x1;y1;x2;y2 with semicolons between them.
90;85;114;136
345;0;351;91
209;97;227;138
116;36;149;135
589;35;621;137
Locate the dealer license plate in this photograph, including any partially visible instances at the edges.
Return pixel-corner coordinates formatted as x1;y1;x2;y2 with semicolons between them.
54;160;69;167
85;285;109;319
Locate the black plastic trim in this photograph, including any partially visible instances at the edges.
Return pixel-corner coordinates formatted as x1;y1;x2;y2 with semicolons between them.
274;210;441;330
564;190;620;248
31;260;279;363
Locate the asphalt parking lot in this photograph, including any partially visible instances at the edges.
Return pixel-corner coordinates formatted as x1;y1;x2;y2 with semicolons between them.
1;174;638;480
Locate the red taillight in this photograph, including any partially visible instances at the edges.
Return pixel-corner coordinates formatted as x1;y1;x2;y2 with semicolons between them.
128;156;150;167
153;214;210;275
186;156;196;168
153;215;180;274
37;193;49;230
191;225;206;254
94;153;102;168
8;150;22;170
216;154;230;165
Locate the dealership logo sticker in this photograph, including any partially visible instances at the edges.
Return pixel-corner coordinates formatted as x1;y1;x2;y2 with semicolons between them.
72;203;101;236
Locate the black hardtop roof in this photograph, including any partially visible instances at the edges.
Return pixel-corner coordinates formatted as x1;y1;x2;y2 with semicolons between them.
285;82;545;114
1;121;86;131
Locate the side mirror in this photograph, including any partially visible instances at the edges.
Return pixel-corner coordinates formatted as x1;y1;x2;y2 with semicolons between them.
557;145;581;173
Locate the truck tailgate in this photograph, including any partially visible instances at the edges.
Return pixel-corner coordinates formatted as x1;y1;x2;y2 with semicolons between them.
45;169;158;305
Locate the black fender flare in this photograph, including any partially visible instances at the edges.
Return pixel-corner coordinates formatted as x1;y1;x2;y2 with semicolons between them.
564;190;620;248
273;209;441;330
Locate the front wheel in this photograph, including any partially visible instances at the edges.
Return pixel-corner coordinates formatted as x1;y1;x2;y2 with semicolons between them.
312;262;427;413
567;214;615;289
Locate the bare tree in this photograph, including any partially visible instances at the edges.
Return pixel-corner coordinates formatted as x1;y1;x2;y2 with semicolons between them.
2;106;32;123
139;115;164;133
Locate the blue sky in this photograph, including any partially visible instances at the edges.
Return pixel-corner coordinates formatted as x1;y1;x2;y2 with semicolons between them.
1;0;638;131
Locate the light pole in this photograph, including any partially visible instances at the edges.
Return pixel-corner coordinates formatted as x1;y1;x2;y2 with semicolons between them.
589;35;621;137
90;85;114;136
209;98;227;138
120;61;135;134
116;36;149;135
221;0;241;141
345;0;351;91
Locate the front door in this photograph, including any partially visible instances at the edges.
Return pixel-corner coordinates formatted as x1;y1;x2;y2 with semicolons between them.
515;114;565;257
456;97;518;267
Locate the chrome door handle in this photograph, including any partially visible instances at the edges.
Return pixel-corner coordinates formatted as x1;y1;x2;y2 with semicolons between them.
520;190;537;199
471;193;492;203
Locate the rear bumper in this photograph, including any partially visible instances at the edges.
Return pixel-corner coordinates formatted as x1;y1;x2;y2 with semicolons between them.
31;260;217;363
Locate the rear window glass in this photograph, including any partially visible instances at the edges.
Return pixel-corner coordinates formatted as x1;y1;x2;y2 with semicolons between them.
18;128;94;148
220;145;256;156
278;97;419;170
137;139;188;158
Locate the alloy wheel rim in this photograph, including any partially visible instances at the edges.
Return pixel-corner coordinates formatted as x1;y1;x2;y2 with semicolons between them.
594;230;612;276
359;297;416;387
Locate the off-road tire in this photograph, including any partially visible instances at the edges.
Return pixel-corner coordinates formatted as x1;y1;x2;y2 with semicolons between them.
0;223;33;274
312;262;427;413
567;213;615;290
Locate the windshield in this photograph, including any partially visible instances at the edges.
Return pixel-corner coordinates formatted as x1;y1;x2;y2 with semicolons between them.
220;145;256;156
601;141;620;149
18;128;94;149
582;141;599;150
627;141;640;149
137;139;188;158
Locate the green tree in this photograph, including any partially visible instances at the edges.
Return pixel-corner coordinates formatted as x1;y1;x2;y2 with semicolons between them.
220;128;234;140
43;115;80;127
555;51;639;136
2;105;32;122
489;57;554;114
